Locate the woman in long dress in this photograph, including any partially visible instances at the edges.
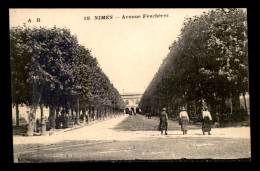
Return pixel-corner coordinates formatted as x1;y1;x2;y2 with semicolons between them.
179;107;189;135
202;107;212;135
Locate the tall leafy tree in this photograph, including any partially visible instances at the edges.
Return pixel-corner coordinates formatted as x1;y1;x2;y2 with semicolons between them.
140;8;248;122
10;26;80;135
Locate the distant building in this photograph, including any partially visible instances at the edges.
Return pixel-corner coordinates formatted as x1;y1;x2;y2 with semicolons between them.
120;93;142;114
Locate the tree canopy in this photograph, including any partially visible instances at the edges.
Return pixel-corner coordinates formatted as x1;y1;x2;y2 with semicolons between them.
10;26;125;118
139;8;248;121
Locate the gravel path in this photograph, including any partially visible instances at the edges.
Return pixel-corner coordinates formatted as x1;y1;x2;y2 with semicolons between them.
13;114;251;162
13;114;250;145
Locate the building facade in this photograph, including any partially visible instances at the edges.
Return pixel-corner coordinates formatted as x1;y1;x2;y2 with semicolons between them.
120;93;143;114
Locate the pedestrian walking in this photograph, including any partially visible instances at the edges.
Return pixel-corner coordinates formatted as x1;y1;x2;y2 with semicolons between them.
179;107;189;135
147;108;151;119
202;107;212;135
160;107;168;135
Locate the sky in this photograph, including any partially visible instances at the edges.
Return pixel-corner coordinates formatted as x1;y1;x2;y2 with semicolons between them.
9;8;214;94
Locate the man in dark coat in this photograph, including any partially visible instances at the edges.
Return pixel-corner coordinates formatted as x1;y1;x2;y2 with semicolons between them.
160;107;168;135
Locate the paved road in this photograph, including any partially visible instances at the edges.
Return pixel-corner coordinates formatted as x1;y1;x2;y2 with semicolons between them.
13;114;251;162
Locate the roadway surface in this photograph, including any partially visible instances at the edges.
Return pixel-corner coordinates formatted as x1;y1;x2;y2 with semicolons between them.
13;114;251;162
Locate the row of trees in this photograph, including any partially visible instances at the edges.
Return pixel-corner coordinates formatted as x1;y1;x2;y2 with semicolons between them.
139;8;249;122
10;26;125;135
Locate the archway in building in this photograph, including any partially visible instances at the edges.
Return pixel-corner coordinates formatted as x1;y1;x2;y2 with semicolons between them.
136;107;140;114
125;108;130;114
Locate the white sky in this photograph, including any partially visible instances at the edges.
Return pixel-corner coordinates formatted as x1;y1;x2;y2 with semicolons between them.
9;8;214;94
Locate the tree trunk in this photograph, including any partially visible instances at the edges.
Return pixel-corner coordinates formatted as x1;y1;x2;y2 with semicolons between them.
56;107;60;119
88;107;91;123
26;83;42;136
219;97;226;123
15;103;19;127
187;101;192;119
40;103;43;123
86;106;89;124
49;105;56;129
75;96;79;124
40;103;47;135
96;108;98;120
101;108;103;120
93;108;95;121
26;106;36;135
102;107;105;120
97;107;99;120
230;93;233;115
99;108;101;120
71;107;74;120
232;92;241;121
92;107;94;121
82;106;86;124
209;102;216;122
98;107;101;119
243;93;248;115
195;99;203;121
26;103;38;136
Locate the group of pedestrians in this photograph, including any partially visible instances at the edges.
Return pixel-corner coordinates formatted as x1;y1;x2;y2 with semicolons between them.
55;111;69;129
146;109;152;119
158;107;212;135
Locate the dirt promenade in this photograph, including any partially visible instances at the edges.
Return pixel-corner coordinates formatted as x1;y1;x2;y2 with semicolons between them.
13;114;251;162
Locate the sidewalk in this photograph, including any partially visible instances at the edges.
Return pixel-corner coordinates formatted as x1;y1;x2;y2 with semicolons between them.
48;114;124;136
13;114;128;145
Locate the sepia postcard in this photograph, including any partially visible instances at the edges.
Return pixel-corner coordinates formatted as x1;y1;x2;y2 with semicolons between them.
10;8;250;163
